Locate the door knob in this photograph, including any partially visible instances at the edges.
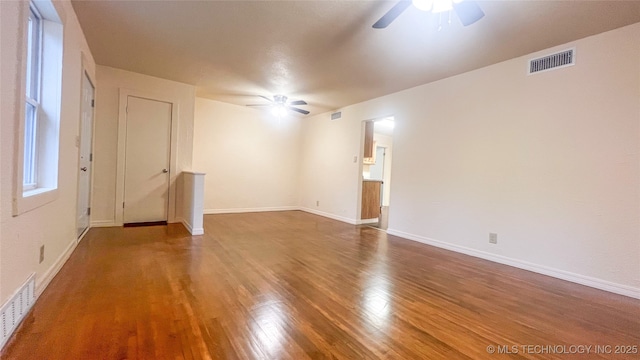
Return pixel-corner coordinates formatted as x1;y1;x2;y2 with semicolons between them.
80;167;87;171
162;169;169;173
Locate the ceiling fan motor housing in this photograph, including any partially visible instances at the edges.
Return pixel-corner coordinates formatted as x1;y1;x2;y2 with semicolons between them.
274;95;288;104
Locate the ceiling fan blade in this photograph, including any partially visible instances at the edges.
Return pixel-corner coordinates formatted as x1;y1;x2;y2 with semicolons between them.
246;104;272;107
289;100;307;106
258;95;274;103
453;0;484;26
372;0;412;29
288;106;310;115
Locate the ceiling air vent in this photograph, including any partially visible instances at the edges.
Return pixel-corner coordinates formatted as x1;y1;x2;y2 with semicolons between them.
331;111;342;120
528;48;575;75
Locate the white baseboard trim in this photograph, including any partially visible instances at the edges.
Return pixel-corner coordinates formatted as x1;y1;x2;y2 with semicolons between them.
90;220;118;227
35;239;78;298
204;206;298;215
357;218;378;225
180;219;192;232
180;219;204;235
386;228;640;299
77;227;89;243
298;207;358;225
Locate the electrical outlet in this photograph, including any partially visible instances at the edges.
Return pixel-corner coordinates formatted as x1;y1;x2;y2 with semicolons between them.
316;200;320;206
489;233;498;244
39;245;45;263
353;156;358;163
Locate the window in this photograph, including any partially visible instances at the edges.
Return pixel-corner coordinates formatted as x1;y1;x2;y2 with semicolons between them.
24;5;42;191
14;0;63;215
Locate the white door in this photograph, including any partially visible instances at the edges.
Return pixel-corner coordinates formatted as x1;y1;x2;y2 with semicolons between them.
123;96;172;224
76;72;94;238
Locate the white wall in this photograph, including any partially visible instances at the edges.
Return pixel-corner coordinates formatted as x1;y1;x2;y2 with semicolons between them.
298;112;365;223
299;23;640;296
0;0;95;303
91;66;195;225
179;171;204;235
193;98;301;213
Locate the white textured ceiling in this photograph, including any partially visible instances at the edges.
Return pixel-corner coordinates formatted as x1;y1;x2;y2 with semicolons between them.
71;0;640;115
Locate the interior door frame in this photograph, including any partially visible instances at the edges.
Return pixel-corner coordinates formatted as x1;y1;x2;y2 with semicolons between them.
75;54;96;241
357;116;394;224
115;88;180;225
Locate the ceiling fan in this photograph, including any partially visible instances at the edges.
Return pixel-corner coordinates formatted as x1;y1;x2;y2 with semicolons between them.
373;0;484;29
246;95;310;116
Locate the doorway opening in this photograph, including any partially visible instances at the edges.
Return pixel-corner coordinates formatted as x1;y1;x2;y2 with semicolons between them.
360;117;394;230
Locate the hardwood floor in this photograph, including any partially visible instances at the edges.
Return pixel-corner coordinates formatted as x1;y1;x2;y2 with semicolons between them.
2;211;639;359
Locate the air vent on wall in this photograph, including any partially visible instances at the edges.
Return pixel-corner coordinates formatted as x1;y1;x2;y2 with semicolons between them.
1;274;35;349
331;111;342;120
528;49;575;74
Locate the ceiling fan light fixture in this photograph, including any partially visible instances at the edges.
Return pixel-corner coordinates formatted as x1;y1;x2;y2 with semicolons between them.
374;0;483;29
247;94;309;115
412;0;433;12
413;0;458;14
274;94;287;105
432;0;453;13
272;104;287;117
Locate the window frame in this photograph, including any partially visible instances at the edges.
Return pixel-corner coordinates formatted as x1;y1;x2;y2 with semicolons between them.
23;4;43;192
14;0;63;216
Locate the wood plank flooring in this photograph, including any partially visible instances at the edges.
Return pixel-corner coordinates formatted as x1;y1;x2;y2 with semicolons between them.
2;211;639;359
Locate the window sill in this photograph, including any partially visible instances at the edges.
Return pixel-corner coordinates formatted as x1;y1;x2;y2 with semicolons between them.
13;187;58;216
23;187;55;197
